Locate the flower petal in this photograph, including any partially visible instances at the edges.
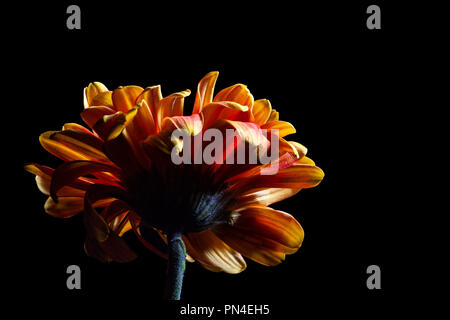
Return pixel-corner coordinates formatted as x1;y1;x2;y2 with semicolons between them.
129;214;168;259
230;163;324;190
252;99;272;125
112;85;144;113
213;83;254;109
213;207;304;266
126;99;157;141
83;184;136;263
50;160;122;201
81;106;116;130
49;130;111;163
160;114;203;136
267;109;279;121
193;71;219;114
261;120;296;138
62;123;93;134
36;176;85;197
156;90;191;127
44;196;112;218
228;187;301;210
93;107;138;141
183;230;246;274
84;82;109;109
44;196;84;218
200;101;250;130
136;85;162;126
91;91;113;107
39;131;95;162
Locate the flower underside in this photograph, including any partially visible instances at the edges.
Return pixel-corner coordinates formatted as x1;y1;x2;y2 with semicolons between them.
25;71;324;281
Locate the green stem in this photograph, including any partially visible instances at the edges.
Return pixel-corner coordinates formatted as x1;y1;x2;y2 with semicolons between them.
164;231;186;300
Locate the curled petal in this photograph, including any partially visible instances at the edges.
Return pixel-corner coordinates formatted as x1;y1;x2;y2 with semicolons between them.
129;214;168;259
84;82;109;108
49;130;111;163
93;107;138;141
112;85;144;113
36;176;85;197
91;91;113;107
230;163;324;190
252;99;272;125
214;207;304;266
83;184;136;263
183;230;246;274
267;109;279;121
40;131;96;162
136;85;162;125
81;106;116;129
295;156;315;166
200;102;249;130
62;123;93;134
126;100;157;141
193;71;219;114
287;141;308;159
44;196;112;218
156;90;191;127
50;160;122;201
161;114;203;136
45;197;84;218
213;83;254;110
228;187;300;210
261;120;296;138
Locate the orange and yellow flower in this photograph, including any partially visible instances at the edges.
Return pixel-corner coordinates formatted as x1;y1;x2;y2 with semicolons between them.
25;71;324;275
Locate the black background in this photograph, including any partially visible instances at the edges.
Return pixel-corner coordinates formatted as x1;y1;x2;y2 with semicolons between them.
7;0;417;318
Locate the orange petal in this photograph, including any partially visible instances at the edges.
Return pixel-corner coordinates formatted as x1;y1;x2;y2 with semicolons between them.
213;84;254;109
24;163;54;177
44;196;112;218
213;207;304;266
40;131;94;162
49;130;111;163
267;109;279;122
93;107;138;141
287;141;307;159
200;101;250;130
129;214;168;259
136;85;162;125
50;160;122;201
83;185;136;263
44;196;84;218
126;99;157;141
84;82;109;108
36;176;85;197
183;230;246;274
91;91;113;107
193;71;219;114
228;187;301;210
81;106;116;130
260;120;296;138
62;123;93;134
231;163;324;190
156;90;191;128
295;156;315;166
231;207;304;249
160;114;203;136
112;85;144;113
252;99;272;125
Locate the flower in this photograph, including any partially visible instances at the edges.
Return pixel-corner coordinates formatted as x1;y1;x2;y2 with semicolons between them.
25;72;324;298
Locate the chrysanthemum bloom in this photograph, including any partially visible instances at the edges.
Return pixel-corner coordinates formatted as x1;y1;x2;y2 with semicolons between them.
25;72;324;299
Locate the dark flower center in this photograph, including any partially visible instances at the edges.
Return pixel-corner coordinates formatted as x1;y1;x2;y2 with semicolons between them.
127;161;235;234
